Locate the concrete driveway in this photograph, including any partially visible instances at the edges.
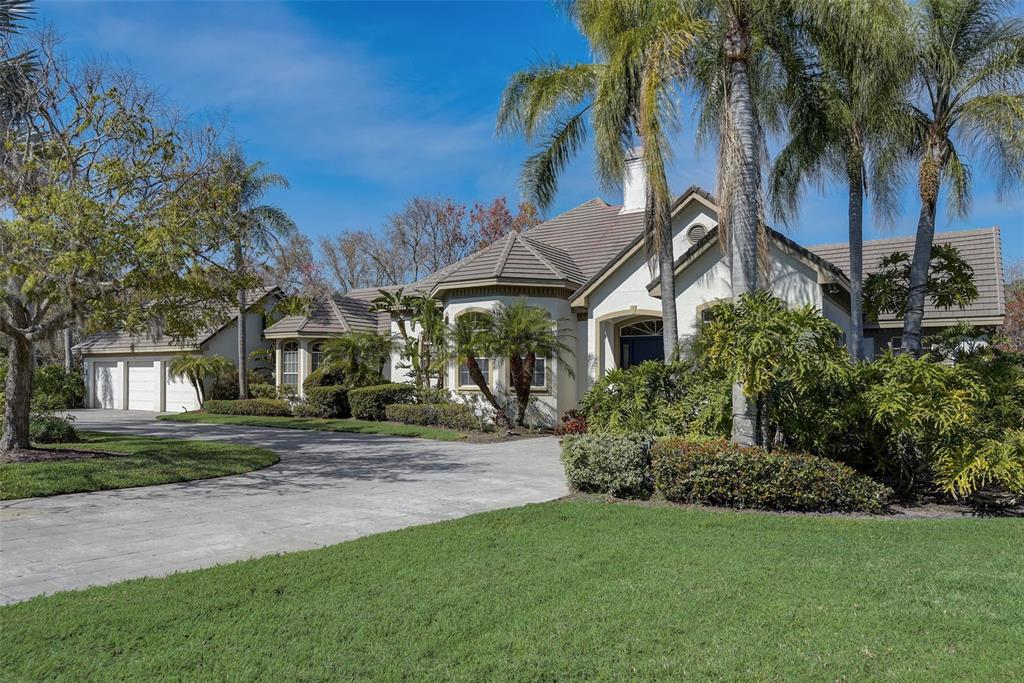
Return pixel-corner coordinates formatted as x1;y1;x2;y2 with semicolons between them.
0;410;568;604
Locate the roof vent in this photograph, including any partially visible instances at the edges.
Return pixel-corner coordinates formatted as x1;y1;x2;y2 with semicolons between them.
686;224;708;244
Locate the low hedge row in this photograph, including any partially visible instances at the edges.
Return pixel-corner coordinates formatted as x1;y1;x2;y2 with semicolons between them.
560;434;892;513
349;384;416;421
385;403;477;431
203;399;292;417
652;438;892;513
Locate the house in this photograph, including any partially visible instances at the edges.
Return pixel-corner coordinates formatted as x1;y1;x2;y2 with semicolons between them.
75;287;281;412
267;159;1006;427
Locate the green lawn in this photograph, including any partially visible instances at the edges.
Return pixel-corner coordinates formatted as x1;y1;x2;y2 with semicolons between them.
0;432;278;500
158;411;466;441
2;500;1022;681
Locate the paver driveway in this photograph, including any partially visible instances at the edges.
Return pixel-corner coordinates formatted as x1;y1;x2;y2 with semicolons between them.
0;410;567;604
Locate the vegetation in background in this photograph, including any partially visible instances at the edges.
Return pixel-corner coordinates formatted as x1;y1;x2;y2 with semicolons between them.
320;332;395;389
167;355;235;407
864;243;979;320
0;432;277;499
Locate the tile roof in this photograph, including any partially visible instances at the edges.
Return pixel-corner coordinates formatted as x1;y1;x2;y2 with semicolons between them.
76;287;280;354
264;290;387;337
433;230;587;288
807;227;1006;323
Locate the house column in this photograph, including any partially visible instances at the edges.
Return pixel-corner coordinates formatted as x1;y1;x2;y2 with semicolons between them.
156;359;167;412
274;341;282;389
298;339;309;398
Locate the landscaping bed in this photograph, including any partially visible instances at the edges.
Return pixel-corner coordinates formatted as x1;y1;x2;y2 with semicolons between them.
0;432;278;500
2;500;1021;680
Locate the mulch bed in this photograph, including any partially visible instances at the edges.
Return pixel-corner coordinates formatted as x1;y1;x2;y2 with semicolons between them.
0;448;124;465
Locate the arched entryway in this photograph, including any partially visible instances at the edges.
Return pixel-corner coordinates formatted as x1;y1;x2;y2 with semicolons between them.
619;319;664;368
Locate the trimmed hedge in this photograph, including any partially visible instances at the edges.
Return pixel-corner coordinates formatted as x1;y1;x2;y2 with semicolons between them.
385;403;476;431
349;384;416;421
203;399;292;417
651;438;892;513
249;383;277;399
303;385;350;418
560;434;654;499
303;365;347;392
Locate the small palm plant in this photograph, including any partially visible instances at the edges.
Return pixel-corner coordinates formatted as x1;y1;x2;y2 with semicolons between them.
168;354;234;407
320;332;396;388
447;312;512;431
487;301;574;427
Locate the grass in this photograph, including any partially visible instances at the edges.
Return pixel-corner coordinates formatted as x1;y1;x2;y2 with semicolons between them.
158;411;466;441
0;432;278;500
2;500;1022;681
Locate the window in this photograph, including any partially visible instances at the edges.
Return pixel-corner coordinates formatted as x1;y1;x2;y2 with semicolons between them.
530;357;546;388
282;341;299;387
460;358;489;387
890;337;903;352
310;341;324;371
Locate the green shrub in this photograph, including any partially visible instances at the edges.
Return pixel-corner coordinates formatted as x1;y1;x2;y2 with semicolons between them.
560;434;654;499
29;412;78;444
303;385;350;418
249;382;277;399
579;361;730;438
651;438;891;513
32;365;85;410
303;364;348;392
385;403;476;430
203;399;292;417
349;383;415;421
414;386;453;405
208;370;266;401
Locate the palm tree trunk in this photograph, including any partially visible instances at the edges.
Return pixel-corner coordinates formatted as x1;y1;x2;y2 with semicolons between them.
902;150;943;355
848;168;865;361
510;353;535;426
234;240;248;400
467;356;510;430
725;20;760;447
656;213;678;360
0;335;33;451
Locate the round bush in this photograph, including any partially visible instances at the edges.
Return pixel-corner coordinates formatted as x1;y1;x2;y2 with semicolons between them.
560;434;654;499
651;438;892;513
30;413;78;444
349;384;415;421
303;385;350;418
303;365;347;392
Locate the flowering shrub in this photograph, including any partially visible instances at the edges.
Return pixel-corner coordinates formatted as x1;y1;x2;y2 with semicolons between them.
554;410;588;436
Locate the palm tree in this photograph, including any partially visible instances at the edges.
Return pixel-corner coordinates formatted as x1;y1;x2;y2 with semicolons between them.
408;293;446;388
769;1;912;360
448;312;512;431
899;0;1024;354
487;301;574;427
168;354;234;407
218;147;296;399
497;0;699;360
321;332;395;388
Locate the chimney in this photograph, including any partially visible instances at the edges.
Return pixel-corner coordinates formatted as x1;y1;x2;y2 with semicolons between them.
619;146;645;214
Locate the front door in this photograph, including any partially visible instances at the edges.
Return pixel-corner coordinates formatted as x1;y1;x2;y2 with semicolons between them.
619;320;664;369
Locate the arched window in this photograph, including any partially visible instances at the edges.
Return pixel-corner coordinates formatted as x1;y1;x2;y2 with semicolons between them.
310;341;324;371
282;341;299;388
620;320;664;337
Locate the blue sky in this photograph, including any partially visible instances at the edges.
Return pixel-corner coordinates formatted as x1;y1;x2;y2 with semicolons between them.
41;0;1022;265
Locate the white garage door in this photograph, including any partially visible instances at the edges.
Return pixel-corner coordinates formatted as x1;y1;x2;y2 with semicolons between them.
127;361;158;411
165;366;201;413
93;361;122;409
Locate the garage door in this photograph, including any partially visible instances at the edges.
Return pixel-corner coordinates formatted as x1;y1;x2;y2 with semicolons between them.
165;366;201;412
127;361;158;411
93;361;122;409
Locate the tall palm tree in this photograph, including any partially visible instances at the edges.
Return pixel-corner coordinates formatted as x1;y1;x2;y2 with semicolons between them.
497;0;699;360
487;301;574;426
900;0;1024;354
769;1;913;361
218;147;296;399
